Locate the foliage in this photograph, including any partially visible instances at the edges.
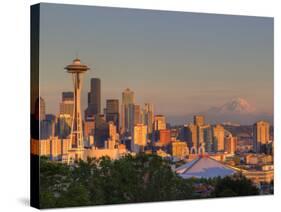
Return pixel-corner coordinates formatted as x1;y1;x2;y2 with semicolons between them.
39;154;259;208
210;174;259;197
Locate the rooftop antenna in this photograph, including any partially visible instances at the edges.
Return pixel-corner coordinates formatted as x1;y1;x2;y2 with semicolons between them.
75;50;79;60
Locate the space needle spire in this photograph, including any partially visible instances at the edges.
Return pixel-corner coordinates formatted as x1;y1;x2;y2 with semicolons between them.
65;58;89;163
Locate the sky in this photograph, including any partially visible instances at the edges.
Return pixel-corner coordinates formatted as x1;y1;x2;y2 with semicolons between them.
39;3;273;124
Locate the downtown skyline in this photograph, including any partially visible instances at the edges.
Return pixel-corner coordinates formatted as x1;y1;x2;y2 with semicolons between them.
38;3;273;125
30;4;275;209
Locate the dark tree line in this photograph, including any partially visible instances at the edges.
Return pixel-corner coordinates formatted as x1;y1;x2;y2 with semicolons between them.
39;154;259;208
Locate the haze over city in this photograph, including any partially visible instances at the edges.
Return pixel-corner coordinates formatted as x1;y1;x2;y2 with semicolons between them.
39;4;273;125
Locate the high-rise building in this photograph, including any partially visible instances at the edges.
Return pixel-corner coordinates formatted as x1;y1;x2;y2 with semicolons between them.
62;92;74;101
93;115;118;149
225;134;237;155
94;115;109;148
180;125;189;142
194;115;205;126
57;114;72;139
121;88;135;134
186;124;198;150
106;99;119;131
84;118;95;139
202;125;213;153
95;114;106;125
197;125;204;145
85;78;101;119
171;141;189;159
45;114;56;123
106;99;119;113
159;129;171;145
40;120;55;139
134;104;142;125
59;92;74;117
133;124;147;150
122;88;134;105
104;121;118;149
105;138;116;150
143;103;154;134
253;121;270;153
170;129;179;141
88;136;94;147
153;115;167;143
213;124;225;152
108;121;117;143
39;97;46;121
40;114;56;139
153;115;166;131
127;104;135;135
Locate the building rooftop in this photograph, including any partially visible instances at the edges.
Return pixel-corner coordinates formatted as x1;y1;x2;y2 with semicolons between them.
176;156;237;179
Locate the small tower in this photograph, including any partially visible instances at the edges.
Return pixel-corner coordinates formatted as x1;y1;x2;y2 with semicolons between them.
65;58;89;163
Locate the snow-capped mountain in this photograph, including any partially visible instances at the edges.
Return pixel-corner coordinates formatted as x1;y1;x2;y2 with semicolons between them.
167;98;272;125
207;98;256;114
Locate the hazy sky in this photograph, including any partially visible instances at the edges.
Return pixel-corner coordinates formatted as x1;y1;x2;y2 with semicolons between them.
39;3;273;123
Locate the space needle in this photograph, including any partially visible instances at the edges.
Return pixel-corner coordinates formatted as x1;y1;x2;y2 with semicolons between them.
65;58;89;163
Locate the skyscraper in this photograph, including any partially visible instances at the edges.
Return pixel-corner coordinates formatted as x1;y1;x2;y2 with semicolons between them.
59;91;74;117
253;121;270;153
127;104;135;135
213;124;225;152
85;78;101;119
57;114;72;139
62;91;74;101
40;119;55;139
108;121;118;144
159;129;171;145
38;98;56;140
39;97;46;121
134;104;142;125
152;115;167;143
143;103;154;134
194;115;205;126
225;134;237;155
106;99;119;131
122;88;134;104
133;124;147;152
84;118;95;139
104;121;118;149
153;115;166;131
106;99;119;114
171;141;189;159
94;115;109;148
186;124;198;150
202;125;213;153
197;125;204;145
121;88;134;134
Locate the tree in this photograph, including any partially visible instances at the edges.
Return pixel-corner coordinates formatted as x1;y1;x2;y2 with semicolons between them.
39;155;260;208
211;174;259;197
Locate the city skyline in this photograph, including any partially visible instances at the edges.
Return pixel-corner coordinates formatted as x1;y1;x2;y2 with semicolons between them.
40;80;273;125
39;3;273;125
31;4;274;208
